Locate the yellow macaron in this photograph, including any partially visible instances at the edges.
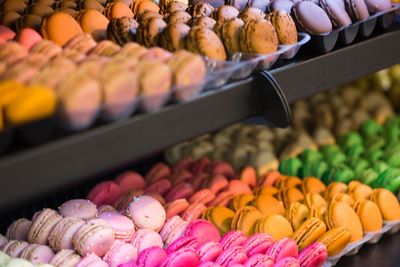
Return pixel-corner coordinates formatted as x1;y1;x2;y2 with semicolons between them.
317;226;351;256
353;199;383;232
255;214;293;241
370;189;400;221
231;206;264;236
286;202;309;231
293;217;326;250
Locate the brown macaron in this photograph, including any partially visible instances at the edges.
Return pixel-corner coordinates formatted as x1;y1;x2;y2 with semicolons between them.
240;19;279;54
212;5;239;22
16;14;43;32
220;17;244;52
161;0;188;15
189;2;215;17
25;3;55;17
159;22;190;51
266;10;297;45
52;0;78;11
107;16;139;45
166;10;192;24
188;16;216;29
186;26;227;60
103;2;134;19
41;12;83;46
78;0;105;13
76;9;110;41
1;0;27;14
238;7;265;22
136;17;167;47
136;10;163;24
1;12;22;30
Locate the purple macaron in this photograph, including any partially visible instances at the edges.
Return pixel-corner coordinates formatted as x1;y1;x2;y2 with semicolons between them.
19;244;55;264
319;0;352;27
292;1;333;34
344;0;370;20
59;199;98;220
6;218;32;241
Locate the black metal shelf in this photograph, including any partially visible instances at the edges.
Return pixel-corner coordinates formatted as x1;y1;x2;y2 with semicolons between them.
0;23;399;211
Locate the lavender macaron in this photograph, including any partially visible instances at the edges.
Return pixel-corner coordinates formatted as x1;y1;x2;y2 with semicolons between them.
128;195;166;232
319;0;352;27
59;199;98;220
344;0;369;20
6;218;32;241
48;217;85;252
19;244;55;264
28;209;63;245
50;249;81;267
2;240;29;257
292;1;333;34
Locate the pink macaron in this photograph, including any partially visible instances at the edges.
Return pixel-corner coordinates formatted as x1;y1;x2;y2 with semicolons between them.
297;242;327;267
242;233;274;256
144;179;172;196
228;180;252;195
240;166;257;188
104;240;137;267
244;254;274;267
171;170;193;186
72;219;115;257
172;157;196;173
190;157;211;174
160;216;188;246
28;208;63;245
17;28;43;50
181;202;207;222
2;240;29;257
115;171;146;193
161;247;199;267
220;231;248;250
6;218;32;241
131;229;164;255
137;246;168;267
59;199;98;220
48;217;85;252
76;253;108;267
207;175;229;194
50;249;81;267
196;241;223;263
208;161;235;179
198;262;222;267
87;181;122;206
145;163;171;184
98;212;135;242
184;219;221;248
19;244;55;264
189;189;215;205
128;195;166;232
0;25;15;41
165;199;190;219
266;237;299;263
166;236;197;254
165;182;194;202
215;246;248;267
274;257;300;267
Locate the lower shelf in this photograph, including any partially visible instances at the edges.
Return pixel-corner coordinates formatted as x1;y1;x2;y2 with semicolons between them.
338;231;400;266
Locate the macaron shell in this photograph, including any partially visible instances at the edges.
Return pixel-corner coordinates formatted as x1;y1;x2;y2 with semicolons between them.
252;195;285;216
266;10;298;45
293;217;326;250
232;206;264;237
185;219;221;247
266;237;298;262
128;195;166;232
286;202;310;231
370;188;400;221
240;19;278;54
317;227;351;256
137;246;167;267
255;214;293;241
353;199;383;232
208;206;235;235
41;13;83;46
325;201;363;242
292;1;332;34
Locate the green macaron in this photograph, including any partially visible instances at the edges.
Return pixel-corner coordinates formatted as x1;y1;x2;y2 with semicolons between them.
279;157;302;177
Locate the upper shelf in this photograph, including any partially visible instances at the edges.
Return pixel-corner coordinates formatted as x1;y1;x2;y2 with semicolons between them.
0;23;399;211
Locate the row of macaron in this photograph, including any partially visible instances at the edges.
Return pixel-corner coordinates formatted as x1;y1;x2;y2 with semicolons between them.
163;85;396;177
0;195;331;267
279;116;400;193
0;31;206;131
85;156;400;252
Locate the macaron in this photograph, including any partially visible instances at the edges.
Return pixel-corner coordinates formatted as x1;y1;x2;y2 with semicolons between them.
165;199;190;219
160;216;188;246
166;235;197;254
72;219;115;257
185;26;227;60
107;16;139;45
128;195;166;232
242;233;274;256
324;200;363;242
76;9;109;41
49;249;81;267
196;241;223;263
212;5;240;21
98;212;136;242
161;247;198;267
16;28;43;50
28;209;63;245
286;202;310;231
219;230;247;250
353;199;383;232
297;242;328;267
215;246;248;267
19;244;55;264
238;7;265;22
130;229;164;254
181;202;207;222
188;16;216;29
251;194;285;216
239;19;278;54
317;227;351;256
231;206;264;237
344;0;369;20
293;217;326;250
292;1;332;34
103;240;137;267
189;2;215;17
184;219;221;247
6;218;31;241
364;0;391;13
48;217;85;252
266;237;298;262
0;251;10;266
136;17;167;47
103;2;134;19
203;206;235;235
220;18;244;53
320;0;352;28
254;214;294;241
41;12;83;46
59;199;98;220
159;22;190;52
2;240;29;257
370;188;400;221
266;10;298;45
75;253;108;267
137;246;168;267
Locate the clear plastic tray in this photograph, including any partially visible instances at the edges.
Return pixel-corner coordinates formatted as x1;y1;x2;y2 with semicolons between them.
309;4;400;53
323;219;400;267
